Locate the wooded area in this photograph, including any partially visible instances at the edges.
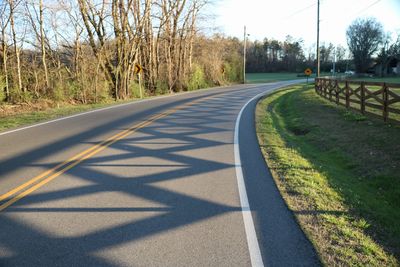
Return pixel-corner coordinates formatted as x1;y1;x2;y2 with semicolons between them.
315;77;400;123
245;18;400;76
0;0;243;105
245;36;348;73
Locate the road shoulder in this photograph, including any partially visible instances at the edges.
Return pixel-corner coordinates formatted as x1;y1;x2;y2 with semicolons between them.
237;85;320;266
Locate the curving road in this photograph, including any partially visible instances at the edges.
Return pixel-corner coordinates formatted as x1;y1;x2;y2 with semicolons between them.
0;82;320;266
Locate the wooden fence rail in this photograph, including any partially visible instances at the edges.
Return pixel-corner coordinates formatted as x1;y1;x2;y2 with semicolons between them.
315;78;400;123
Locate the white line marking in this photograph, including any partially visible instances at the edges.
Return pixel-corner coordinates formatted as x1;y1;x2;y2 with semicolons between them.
234;90;267;267
234;80;306;267
233;80;305;267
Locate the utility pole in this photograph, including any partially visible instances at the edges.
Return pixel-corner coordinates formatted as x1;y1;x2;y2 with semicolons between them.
243;25;247;84
332;46;336;77
316;0;320;77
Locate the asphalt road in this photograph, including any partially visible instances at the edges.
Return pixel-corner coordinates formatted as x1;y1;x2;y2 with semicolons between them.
0;82;320;266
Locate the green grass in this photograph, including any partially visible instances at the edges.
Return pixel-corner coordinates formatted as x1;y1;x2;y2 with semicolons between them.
256;85;400;266
246;73;308;83
246;72;334;83
319;74;400;84
0;100;135;132
349;76;400;83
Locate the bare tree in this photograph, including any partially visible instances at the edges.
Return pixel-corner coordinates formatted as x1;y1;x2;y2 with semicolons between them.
78;0;146;99
0;0;234;105
157;0;207;92
347;17;384;73
335;45;347;62
57;0;84;87
25;0;51;90
0;1;11;100
9;0;24;93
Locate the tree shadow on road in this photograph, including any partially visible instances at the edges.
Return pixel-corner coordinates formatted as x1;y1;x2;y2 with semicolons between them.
0;90;256;266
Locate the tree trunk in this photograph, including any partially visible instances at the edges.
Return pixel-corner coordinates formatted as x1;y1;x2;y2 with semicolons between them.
1;30;9;101
78;0;117;100
9;0;23;93
39;0;49;89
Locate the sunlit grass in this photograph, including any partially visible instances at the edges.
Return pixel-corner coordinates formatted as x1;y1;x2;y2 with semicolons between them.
256;85;399;266
246;73;308;83
349;76;400;83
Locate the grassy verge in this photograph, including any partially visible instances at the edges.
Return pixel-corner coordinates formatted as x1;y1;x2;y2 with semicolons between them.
246;72;333;83
0;100;135;132
349;76;400;83
319;74;400;83
256;84;399;266
246;73;308;83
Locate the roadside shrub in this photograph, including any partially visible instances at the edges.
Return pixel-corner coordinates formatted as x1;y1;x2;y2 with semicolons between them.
187;64;208;91
62;80;81;101
0;76;6;102
53;83;65;102
96;80;111;102
9;88;33;103
223;62;241;83
130;81;143;98
0;90;5;102
155;80;169;95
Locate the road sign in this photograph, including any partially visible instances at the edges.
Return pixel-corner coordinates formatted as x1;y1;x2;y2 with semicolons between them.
304;68;312;76
134;64;143;74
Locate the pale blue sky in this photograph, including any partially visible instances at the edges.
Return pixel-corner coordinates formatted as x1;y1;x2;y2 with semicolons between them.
212;0;400;47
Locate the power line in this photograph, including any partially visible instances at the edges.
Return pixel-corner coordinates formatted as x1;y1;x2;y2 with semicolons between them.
355;0;382;15
284;2;317;19
318;0;383;24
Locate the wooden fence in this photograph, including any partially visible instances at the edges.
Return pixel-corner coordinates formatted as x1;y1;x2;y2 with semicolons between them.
315;78;400;123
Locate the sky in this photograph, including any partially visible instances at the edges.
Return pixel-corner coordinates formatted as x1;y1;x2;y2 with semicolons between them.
211;0;400;49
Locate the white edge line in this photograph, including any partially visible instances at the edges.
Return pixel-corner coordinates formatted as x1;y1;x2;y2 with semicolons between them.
234;80;305;267
234;90;267;267
234;80;306;267
0;84;252;137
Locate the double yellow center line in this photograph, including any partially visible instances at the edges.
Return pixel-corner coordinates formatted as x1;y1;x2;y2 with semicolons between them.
0;94;217;212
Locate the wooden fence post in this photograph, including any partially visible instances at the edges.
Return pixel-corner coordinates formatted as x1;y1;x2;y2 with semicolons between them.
314;79;400;123
383;83;388;122
320;79;323;95
321;79;324;96
335;80;339;105
324;79;328;98
345;81;350;109
315;79;317;93
361;82;365;114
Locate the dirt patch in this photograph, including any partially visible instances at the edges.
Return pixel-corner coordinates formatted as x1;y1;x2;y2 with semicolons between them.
0;100;61;117
289;126;310;136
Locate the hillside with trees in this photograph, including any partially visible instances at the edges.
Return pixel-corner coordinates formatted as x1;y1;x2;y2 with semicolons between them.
1;0;399;110
0;0;243;106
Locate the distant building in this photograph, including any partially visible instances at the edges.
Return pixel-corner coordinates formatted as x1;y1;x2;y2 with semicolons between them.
372;56;400;76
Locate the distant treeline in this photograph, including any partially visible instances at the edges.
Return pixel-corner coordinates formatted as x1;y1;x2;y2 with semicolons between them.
0;0;243;104
245;36;349;73
246;18;400;76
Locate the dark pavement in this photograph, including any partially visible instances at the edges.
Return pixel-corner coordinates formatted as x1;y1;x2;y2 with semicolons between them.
0;82;320;266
